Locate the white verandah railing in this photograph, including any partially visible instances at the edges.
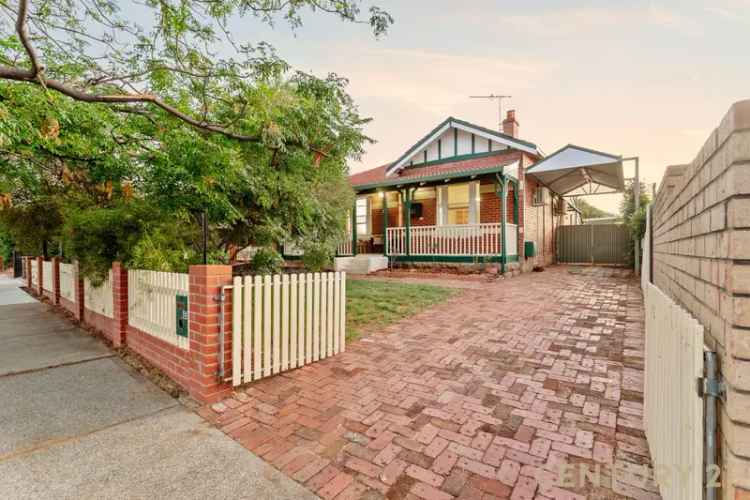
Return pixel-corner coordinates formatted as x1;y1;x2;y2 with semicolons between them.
386;223;518;257
337;240;353;256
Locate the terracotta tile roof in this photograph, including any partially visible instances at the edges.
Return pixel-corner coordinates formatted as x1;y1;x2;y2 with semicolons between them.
350;151;521;189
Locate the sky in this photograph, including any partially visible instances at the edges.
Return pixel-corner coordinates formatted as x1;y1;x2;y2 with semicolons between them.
234;0;748;213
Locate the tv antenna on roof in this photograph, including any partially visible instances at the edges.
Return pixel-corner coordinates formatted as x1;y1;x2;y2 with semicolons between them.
469;94;512;131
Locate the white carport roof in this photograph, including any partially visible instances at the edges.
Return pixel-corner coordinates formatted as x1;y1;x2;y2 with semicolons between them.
526;145;625;196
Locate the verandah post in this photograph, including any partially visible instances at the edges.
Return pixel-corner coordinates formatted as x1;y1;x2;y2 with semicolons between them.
513;179;520;262
404;188;412;256
382;191;389;256
351;202;357;256
497;176;507;274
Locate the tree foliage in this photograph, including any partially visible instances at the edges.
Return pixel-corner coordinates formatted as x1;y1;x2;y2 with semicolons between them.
0;0;385;279
620;179;651;265
568;197;614;220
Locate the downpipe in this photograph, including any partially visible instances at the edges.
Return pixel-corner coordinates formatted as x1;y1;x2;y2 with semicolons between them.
702;350;724;500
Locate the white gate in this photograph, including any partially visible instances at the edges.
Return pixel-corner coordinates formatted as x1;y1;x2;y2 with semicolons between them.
644;283;705;500
231;272;346;386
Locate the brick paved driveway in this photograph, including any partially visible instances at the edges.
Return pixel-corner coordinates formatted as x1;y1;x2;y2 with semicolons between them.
201;266;659;500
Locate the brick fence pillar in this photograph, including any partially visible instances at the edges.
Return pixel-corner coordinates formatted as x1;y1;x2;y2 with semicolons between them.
188;265;233;403
36;256;43;295
111;262;128;348
73;261;85;320
25;257;32;288
52;257;61;305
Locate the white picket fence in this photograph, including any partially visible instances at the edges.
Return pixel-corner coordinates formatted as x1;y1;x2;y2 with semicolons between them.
128;270;190;349
59;263;76;303
644;282;704;500
231;272;346;386
85;271;113;318
42;260;53;291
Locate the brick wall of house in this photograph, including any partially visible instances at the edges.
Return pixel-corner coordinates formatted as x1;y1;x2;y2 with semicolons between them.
651;99;750;499
522;173;556;270
410;197;437;226
371;207;399;235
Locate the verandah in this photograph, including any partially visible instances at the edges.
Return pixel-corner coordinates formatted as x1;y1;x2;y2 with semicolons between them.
340;171;521;265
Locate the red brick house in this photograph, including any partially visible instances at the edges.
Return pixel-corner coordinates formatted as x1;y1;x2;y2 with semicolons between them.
339;111;580;273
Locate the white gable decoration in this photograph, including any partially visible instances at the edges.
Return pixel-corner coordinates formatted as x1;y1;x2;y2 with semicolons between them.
385;118;539;177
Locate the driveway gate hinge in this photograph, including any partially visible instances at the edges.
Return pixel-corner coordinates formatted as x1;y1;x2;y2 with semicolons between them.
697;377;726;401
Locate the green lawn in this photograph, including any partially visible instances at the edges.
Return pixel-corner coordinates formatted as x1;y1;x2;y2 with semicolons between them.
346;279;458;340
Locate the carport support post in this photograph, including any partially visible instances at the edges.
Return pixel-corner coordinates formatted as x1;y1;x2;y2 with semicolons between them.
634;157;640;275
188;265;233;403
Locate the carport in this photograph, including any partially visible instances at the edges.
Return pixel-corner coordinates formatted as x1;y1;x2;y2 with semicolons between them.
525;145;640;270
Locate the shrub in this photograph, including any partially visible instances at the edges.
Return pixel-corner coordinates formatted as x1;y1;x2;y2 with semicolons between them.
250;247;283;275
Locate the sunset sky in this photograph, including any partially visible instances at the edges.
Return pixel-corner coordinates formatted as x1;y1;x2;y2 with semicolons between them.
235;0;748;212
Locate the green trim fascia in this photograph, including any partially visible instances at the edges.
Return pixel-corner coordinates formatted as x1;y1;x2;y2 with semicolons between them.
388;255;519;263
402;150;512;170
353;163;511;192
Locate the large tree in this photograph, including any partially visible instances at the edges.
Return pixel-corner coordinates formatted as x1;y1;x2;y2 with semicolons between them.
0;0;390;279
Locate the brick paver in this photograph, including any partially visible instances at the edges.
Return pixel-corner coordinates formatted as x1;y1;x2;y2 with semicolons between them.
200;266;659;499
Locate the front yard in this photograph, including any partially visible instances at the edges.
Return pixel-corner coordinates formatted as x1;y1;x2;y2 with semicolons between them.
346;278;458;340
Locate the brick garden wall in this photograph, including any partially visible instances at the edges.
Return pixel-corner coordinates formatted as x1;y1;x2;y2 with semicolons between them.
650;99;750;499
24;260;233;404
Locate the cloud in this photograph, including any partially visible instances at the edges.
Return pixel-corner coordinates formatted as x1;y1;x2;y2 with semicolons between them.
704;0;750;21
467;4;704;38
330;45;556;114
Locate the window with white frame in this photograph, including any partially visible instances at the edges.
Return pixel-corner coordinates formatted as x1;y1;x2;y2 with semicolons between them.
355;197;369;235
438;182;479;225
447;184;470;224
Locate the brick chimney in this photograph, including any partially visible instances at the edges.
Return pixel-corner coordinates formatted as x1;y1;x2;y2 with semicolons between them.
502;109;519;138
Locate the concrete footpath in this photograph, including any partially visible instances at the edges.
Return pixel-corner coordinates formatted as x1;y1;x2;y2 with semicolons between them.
0;275;317;500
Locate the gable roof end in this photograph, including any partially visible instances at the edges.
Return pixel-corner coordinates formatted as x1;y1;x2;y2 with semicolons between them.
385;117;540;177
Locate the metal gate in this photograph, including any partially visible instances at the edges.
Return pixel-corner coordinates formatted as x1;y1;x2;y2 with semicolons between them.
556;224;629;265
